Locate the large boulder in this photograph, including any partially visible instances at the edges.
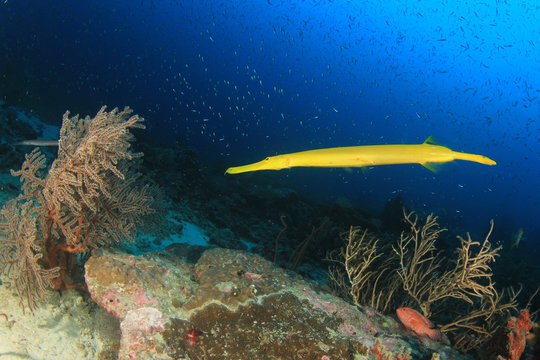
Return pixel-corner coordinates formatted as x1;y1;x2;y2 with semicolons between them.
85;245;472;360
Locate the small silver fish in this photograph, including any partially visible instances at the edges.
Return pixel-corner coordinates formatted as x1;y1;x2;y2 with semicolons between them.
13;139;59;147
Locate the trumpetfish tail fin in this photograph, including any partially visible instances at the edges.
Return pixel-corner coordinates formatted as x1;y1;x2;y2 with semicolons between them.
423;135;496;166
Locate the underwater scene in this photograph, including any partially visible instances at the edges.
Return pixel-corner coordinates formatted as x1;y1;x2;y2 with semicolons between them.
0;0;539;359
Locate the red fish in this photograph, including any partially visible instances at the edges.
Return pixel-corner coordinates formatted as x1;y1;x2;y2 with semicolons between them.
396;307;442;341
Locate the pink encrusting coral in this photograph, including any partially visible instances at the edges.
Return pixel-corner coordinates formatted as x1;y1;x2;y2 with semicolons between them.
133;289;158;307
480;308;535;360
100;289;125;318
372;339;412;360
505;310;532;360
120;307;167;359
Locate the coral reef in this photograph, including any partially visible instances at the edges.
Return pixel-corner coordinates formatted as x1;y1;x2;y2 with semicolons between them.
328;210;520;352
84;245;471;360
1;105;535;359
0;106;159;311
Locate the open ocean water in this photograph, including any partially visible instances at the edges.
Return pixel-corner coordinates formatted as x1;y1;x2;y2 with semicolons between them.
0;1;539;359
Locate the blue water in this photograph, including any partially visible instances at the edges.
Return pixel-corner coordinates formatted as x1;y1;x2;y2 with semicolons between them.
1;0;539;243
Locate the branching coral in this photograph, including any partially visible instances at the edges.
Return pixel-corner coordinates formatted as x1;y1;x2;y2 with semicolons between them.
326;226;403;313
0;106;160;312
394;211;518;351
0;199;60;311
394;211;500;318
328;209;519;352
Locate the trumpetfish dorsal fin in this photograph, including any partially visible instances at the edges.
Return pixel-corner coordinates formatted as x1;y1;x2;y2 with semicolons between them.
423;135;438;145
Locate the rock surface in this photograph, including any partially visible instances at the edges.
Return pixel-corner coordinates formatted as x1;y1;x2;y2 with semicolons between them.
85;244;473;360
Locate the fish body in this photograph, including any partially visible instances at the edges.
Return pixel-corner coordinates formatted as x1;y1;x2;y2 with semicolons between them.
13;139;59;147
225;136;496;174
511;228;524;249
396;307;442;341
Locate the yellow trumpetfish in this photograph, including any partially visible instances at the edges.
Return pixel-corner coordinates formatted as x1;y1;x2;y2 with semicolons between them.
225;136;496;174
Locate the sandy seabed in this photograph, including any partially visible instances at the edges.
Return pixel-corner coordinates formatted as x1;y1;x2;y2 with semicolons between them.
0;283;120;360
